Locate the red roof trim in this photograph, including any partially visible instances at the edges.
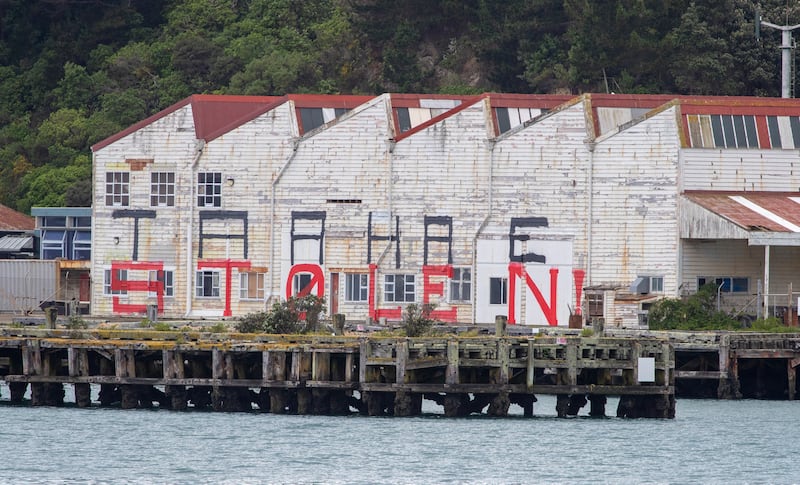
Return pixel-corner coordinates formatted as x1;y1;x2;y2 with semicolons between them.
389;93;475;108
91;96;193;152
393;95;485;142
200;96;288;142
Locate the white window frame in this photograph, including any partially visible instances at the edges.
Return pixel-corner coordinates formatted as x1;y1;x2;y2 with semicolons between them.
197;172;222;207
449;267;472;303
196;270;220;298
150;171;175;207
345;273;369;302
105;172;130;206
489;277;508;305
148;269;174;298
41;230;66;259
649;276;664;293
292;273;313;296
239;272;265;300
103;268;128;296
72;230;91;260
384;274;415;303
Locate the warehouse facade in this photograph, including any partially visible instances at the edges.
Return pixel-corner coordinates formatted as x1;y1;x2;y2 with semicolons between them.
90;93;800;327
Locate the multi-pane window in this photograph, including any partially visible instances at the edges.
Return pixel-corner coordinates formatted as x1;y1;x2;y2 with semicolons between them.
650;276;664;293
489;277;508;305
299;107;347;133
240;272;265;300
148;270;174;297
494;107;545;134
766;115;800;149
686;114;759;149
41;230;66;259
698;276;749;294
196;270;220;297
103;269;128;296
72;231;91;260
449;267;472;302
293;273;312;295
105;172;130;206
150;172;175;207
345;273;369;302
197;172;222;207
384;274;415;303
587;293;604;318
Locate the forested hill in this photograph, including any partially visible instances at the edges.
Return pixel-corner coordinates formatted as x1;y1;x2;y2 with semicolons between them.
0;0;796;213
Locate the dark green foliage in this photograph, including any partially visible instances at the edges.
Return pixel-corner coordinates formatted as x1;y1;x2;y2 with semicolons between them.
235;311;269;334
401;303;438;337
235;295;327;334
2;0;799;212
648;283;746;331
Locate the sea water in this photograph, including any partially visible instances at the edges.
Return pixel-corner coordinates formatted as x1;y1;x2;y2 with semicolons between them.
0;388;798;484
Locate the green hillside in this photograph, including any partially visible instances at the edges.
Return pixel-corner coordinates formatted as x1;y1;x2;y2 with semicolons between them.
0;0;795;212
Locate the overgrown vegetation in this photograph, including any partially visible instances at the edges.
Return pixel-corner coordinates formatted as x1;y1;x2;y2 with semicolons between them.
401;303;438;337
64;315;88;330
1;0;797;213
235;295;326;334
208;322;228;333
648;283;800;332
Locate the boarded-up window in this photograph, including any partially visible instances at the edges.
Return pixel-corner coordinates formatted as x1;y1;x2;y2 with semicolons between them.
240;272;265;300
587;293;604;318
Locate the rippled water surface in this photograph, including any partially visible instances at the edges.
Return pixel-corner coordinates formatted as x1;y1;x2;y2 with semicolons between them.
1;391;798;484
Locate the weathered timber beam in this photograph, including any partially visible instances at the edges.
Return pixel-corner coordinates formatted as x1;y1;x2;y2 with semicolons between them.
304;380;358;390
531;384;674;396
360;382;529;394
736;350;800;358
1;375;303;388
403;358;448;370
675;370;723;379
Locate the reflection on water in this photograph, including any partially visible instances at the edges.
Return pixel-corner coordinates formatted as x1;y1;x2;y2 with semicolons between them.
1;384;797;484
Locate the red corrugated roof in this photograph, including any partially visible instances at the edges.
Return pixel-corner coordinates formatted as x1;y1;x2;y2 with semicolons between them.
685;191;800;232
92;94;283;151
92;94;380;151
0;204;34;231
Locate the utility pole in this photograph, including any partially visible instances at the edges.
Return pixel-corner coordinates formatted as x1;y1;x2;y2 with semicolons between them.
759;9;800;98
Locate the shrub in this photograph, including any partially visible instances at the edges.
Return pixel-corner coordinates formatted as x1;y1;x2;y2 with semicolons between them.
236;295;327;334
64;315;88;330
208;322;228;333
402;303;437;337
291;294;326;332
235;311;268;333
648;283;742;331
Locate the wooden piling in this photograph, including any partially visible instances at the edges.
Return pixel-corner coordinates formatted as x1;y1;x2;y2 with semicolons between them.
0;329;680;418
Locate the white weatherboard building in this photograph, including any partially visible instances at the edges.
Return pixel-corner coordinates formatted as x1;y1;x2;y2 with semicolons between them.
91;93;800;328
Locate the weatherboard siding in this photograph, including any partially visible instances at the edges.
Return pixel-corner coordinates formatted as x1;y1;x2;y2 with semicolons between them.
590;107;681;301
92;104;199;317
682;148;800;191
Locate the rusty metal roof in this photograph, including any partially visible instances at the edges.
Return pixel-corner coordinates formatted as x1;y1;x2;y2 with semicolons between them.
0;204;34;231
684;191;800;232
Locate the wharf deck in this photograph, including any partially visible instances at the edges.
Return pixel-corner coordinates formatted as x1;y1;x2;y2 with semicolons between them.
0;328;674;418
607;329;800;399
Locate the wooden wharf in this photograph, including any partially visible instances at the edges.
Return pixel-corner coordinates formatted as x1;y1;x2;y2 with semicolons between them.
0;328;675;418
607;329;800;400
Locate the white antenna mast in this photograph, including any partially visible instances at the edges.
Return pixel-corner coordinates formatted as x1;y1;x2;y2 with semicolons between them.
759;7;800;98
